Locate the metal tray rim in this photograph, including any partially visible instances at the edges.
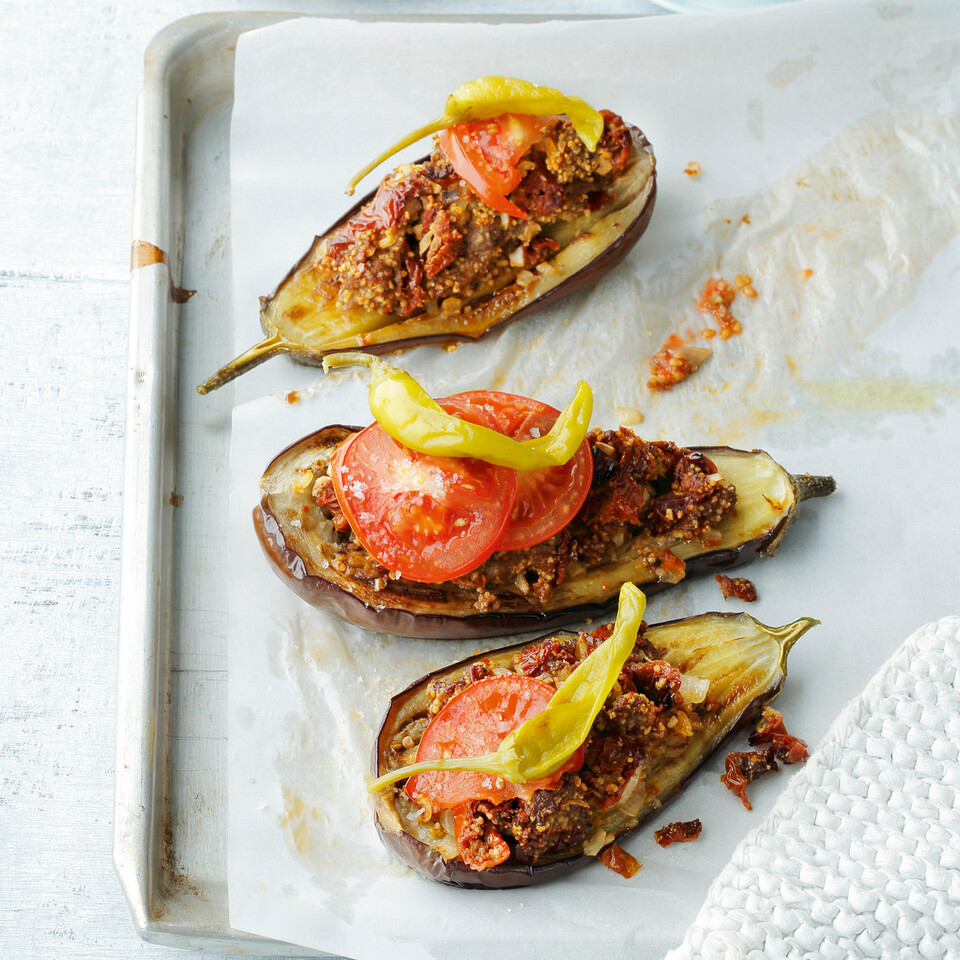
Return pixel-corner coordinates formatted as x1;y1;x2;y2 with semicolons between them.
115;10;317;954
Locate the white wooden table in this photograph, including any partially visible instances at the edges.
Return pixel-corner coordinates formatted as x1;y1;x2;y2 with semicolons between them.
0;3;664;958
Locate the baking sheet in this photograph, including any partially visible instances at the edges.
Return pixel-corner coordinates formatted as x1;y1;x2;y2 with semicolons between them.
225;4;960;959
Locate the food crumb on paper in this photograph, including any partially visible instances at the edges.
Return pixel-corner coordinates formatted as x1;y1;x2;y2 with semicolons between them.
698;277;746;338
647;334;712;391
715;573;758;602
647;274;758;391
616;405;644;425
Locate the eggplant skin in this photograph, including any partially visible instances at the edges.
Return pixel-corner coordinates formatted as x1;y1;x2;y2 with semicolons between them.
371;614;816;888
258;125;657;362
377;830;585;890
255;427;835;640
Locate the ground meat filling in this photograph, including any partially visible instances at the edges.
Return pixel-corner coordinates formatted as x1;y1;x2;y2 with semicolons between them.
390;626;705;867
315;111;633;319
574;431;737;562
312;426;738;609
455;429;737;606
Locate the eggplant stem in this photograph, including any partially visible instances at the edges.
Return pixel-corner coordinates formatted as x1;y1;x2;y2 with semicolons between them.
773;616;820;677
792;473;836;502
196;333;287;394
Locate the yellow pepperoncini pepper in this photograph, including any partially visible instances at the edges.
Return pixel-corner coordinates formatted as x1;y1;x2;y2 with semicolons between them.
323;352;592;472
368;583;647;793
345;76;605;195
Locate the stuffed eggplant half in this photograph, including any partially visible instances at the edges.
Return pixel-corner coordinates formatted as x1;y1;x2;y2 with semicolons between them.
371;585;817;887
255;364;835;639
198;78;656;393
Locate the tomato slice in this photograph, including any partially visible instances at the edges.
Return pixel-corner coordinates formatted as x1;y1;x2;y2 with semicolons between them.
439;391;593;552
330;402;517;584
438;113;551;219
405;674;583;809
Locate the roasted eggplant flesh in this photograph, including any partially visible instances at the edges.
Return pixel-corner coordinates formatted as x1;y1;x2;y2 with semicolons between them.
255;426;835;639
373;613;816;888
197;121;656;393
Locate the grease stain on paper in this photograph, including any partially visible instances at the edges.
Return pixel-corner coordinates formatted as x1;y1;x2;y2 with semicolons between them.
872;39;960;106
688;403;801;448
797;373;960;414
767;50;819;88
747;98;764;142
870;1;912;19
280;789;322;856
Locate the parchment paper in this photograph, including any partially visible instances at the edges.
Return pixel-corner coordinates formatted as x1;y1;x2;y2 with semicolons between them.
226;4;960;959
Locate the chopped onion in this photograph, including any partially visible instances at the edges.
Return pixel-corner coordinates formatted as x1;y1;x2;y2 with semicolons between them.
583;828;612;857
678;672;710;704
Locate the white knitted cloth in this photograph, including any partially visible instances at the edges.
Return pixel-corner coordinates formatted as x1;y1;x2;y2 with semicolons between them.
666;617;960;960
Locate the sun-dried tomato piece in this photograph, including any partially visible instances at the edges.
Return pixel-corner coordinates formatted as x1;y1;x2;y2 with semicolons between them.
590;622;614;642
517;636;578;679
599;842;641;878
453;804;511;871
654;818;703;847
715;573;758;602
749;707;808;764
621;659;682;709
721;748;778;810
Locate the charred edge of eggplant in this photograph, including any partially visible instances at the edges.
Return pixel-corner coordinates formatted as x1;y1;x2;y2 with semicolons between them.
258;126;657;362
371;618;791;888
